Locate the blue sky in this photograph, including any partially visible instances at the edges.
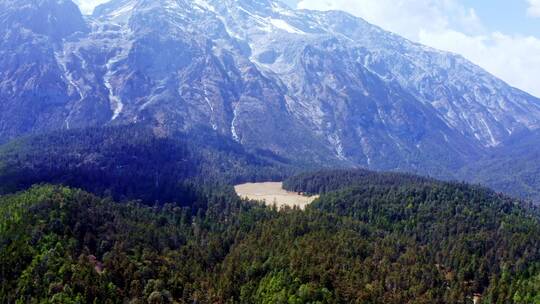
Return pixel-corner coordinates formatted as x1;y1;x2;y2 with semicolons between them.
464;0;539;36
286;0;540;97
285;0;540;36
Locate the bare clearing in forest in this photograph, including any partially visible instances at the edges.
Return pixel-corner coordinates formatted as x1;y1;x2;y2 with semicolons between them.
234;182;318;210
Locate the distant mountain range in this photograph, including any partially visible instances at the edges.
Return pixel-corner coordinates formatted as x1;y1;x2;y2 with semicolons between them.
1;0;540;200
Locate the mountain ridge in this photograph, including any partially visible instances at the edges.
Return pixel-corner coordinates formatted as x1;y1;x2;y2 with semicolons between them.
1;0;539;177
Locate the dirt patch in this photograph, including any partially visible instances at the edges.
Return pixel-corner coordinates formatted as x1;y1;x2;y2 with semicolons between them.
234;182;318;209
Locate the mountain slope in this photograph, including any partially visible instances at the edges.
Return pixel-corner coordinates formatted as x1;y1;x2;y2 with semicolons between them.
0;125;296;206
459;129;540;202
0;0;112;138
0;0;539;175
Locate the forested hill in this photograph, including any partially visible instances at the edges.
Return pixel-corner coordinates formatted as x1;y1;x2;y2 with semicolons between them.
0;125;296;208
283;169;437;195
2;169;540;303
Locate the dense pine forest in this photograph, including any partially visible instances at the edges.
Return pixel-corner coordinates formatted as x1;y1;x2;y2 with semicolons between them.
1;127;540;303
0;125;296;208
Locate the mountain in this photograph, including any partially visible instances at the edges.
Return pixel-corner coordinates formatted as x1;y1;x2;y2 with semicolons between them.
1;0;540;176
2;171;540;303
3;2;540;300
0;0;106;139
459;129;540;202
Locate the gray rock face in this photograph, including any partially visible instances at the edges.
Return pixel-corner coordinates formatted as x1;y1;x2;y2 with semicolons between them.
0;0;110;138
1;0;540;174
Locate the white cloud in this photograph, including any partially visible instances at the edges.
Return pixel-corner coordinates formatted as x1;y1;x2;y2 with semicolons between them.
528;0;540;17
297;0;483;39
419;30;540;97
73;0;111;15
297;0;540;97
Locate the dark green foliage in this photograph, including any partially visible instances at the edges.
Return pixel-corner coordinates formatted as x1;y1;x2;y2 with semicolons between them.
0;185;272;303
283;169;435;195
2;168;540;303
0;125;295;207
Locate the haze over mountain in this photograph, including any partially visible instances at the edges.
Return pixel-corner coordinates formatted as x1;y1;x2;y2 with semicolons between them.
1;0;540;193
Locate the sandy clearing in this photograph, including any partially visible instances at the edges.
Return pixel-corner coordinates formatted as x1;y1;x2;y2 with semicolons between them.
234;182;318;210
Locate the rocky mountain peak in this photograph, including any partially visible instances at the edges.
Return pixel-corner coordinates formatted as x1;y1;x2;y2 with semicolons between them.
0;0;88;39
1;0;540;176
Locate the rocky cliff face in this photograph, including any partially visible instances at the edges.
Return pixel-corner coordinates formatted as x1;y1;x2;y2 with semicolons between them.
0;0;111;139
1;0;539;174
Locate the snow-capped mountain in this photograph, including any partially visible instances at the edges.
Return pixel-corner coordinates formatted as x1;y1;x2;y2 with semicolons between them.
1;0;540;175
